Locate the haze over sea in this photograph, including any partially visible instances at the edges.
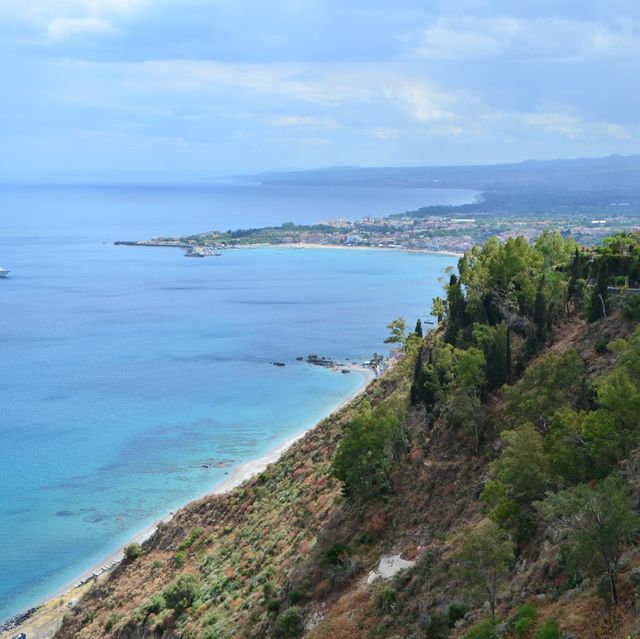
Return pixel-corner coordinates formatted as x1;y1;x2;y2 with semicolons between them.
0;180;471;622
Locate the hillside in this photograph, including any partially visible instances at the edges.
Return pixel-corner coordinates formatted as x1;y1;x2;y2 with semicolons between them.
247;155;640;194
57;231;640;639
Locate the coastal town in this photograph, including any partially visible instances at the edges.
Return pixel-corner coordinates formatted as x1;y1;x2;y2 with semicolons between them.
116;207;640;257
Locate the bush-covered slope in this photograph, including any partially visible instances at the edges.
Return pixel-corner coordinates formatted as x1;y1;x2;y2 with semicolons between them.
58;232;640;639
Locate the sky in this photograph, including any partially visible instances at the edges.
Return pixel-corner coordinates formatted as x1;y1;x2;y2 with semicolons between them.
1;0;640;175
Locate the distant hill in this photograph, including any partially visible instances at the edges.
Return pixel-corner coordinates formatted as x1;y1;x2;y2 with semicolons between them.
245;154;640;194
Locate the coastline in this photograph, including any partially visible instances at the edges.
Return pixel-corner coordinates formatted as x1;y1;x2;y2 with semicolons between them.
233;242;464;257
1;365;375;639
115;240;463;258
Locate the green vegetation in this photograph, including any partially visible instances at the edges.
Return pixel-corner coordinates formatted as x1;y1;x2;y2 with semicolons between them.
512;603;537;636
462;619;498;639
59;231;640;639
534;619;560;639
123;543;142;561
332;402;406;498
183;221;343;247
275;606;304;638
501;349;586;430
537;475;639;606
384;317;408;349
453;521;513;621
162;573;201;615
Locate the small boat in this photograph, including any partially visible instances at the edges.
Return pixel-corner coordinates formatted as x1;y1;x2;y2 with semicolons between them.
0;267;9;278
272;362;286;367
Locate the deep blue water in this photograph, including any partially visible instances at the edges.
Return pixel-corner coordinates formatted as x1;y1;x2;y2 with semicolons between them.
0;181;466;622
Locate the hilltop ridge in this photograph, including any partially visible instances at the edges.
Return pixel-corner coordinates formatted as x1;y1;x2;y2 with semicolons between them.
245;154;640;193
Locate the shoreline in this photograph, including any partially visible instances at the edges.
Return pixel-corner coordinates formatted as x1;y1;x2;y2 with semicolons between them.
1;364;375;638
114;240;463;258
232;242;463;257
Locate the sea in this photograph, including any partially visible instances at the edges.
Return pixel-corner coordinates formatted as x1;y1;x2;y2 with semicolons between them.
0;179;471;622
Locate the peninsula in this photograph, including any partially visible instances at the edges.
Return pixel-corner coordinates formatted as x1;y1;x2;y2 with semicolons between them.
115;156;640;256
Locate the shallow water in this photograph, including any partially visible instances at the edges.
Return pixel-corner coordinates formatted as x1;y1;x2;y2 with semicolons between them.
0;181;464;621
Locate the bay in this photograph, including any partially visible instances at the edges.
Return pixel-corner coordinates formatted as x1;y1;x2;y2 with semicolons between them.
0;181;467;621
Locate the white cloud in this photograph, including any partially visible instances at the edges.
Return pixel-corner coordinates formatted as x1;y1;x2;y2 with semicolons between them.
523;110;631;141
414;17;519;60
599;122;631;140
523;112;583;138
430;124;464;137
372;127;401;140
47;16;113;38
411;15;640;62
397;81;454;123
2;0;145;39
271;115;338;128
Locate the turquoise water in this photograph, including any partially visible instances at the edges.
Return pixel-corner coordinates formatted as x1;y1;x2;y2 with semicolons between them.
0;182;463;622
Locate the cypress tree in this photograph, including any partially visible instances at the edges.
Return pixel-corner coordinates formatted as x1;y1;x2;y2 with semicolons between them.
410;350;424;405
415;318;423;338
506;325;512;383
566;247;585;310
533;284;547;344
489;322;509;390
445;274;466;345
589;259;610;321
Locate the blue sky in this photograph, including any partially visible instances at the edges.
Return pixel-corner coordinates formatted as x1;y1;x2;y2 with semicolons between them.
1;0;640;174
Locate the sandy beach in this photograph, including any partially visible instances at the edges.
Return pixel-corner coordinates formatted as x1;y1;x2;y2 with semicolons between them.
1;364;375;639
117;239;464;258
216;242;463;258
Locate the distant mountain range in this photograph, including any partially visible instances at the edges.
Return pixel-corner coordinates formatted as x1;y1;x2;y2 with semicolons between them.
244;154;640;194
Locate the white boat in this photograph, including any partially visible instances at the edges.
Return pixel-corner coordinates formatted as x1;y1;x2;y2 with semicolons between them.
0;268;10;277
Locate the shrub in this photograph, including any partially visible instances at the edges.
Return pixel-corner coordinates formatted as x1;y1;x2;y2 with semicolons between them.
427;612;451;638
512;603;537;635
534;618;560;639
142;594;166;616
595;336;609;354
447;602;467;627
325;543;349;567
596;576;611;603
622;295;640;321
174;551;185;567
377;587;397;614
162;573;201;615
276;606;304;638
287;587;303;605
266;599;280;613
123;543;142;561
178;527;204;552
149;608;172;633
463;619;496;639
104;612;120;632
